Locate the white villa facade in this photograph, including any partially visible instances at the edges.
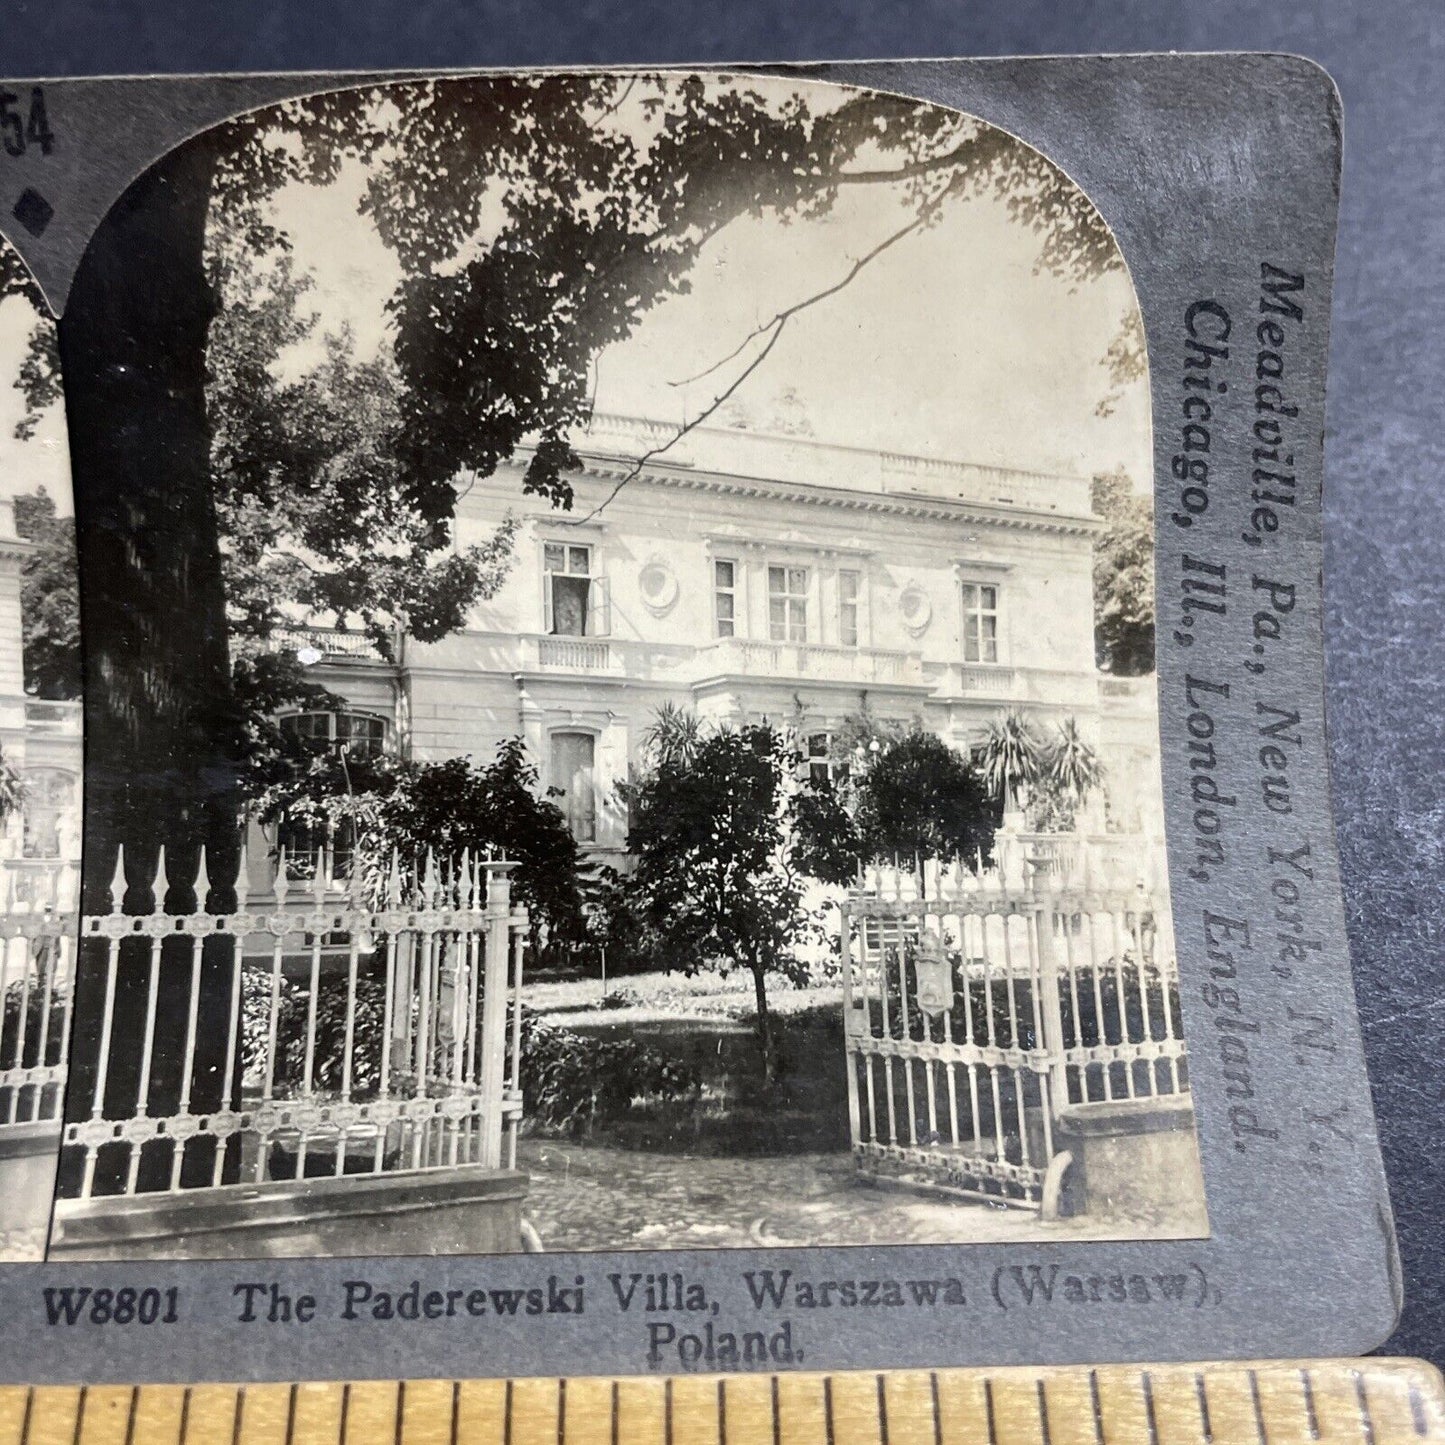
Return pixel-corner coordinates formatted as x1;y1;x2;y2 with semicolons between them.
274;415;1164;863
0;499;82;901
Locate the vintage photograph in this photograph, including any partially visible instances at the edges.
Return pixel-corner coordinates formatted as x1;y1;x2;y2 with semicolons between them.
0;242;81;1262
42;70;1204;1260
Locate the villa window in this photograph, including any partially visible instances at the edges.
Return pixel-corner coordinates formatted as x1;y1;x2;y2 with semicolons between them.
21;769;75;860
806;733;850;789
768;564;809;643
714;559;738;638
279;710;389;760
551;731;597;842
838;569;860;648
962;582;1000;664
544;542;609;637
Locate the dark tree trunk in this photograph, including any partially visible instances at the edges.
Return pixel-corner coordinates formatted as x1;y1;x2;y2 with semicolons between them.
751;959;776;1085
56;137;244;1196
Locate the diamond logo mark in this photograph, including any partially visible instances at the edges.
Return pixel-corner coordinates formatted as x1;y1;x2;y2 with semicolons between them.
12;188;54;237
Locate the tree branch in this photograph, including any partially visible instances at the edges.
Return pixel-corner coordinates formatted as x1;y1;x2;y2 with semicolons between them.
564;204;932;524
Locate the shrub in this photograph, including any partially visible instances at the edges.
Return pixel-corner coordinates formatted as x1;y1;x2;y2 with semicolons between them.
517;1007;700;1134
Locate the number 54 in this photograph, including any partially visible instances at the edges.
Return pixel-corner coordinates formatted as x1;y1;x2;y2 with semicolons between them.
0;88;55;158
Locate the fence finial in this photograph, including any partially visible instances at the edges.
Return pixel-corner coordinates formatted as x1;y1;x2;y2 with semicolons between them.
108;845;126;914
194;846;211;911
153;845;169;914
274;847;290;904
387;850;403;909
423;848;438;905
459;848;473;909
313;846;329;905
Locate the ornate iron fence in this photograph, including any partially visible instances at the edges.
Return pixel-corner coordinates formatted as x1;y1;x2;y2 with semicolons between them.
54;849;527;1206
841;860;1187;1209
0;861;78;1132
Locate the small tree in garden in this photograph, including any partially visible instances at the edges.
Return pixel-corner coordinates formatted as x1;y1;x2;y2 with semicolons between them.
0;747;23;822
627;723;850;1080
852;729;995;873
1035;716;1106;830
977;710;1046;813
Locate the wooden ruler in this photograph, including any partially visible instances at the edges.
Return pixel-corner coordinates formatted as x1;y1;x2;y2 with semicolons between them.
0;1360;1440;1444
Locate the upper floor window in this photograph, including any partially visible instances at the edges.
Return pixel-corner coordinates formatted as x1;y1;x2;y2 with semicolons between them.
838;569;860;648
714;559;738;639
280;710;389;761
768;565;809;643
962;582;1000;664
544;541;609;637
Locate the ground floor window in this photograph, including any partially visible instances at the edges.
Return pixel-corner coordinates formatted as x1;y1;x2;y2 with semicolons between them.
21;768;75;859
552;730;598;842
806;733;850;788
279;710;389;760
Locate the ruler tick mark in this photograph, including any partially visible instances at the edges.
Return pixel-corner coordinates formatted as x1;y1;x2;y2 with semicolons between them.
717;1379;727;1445
395;1380;406;1445
930;1373;942;1445
1143;1373;1161;1445
557;1380;566;1445
72;1384;87;1445
1409;1382;1430;1438
1248;1370;1268;1445
123;1387;139;1445
877;1374;891;1445
665;1379;673;1445
341;1383;352;1445
180;1387;193;1445
230;1388;244;1445
284;1384;297;1445
1038;1379;1053;1445
1196;1374;1214;1444
984;1379;998;1445
18;1387;32;1445
611;1380;619;1445
824;1376;835;1445
1356;1371;1377;1445
1089;1370;1105;1445
504;1380;514;1445
1301;1372;1320;1441
771;1376;781;1445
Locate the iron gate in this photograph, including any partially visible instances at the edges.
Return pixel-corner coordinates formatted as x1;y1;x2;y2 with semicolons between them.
840;864;1188;1209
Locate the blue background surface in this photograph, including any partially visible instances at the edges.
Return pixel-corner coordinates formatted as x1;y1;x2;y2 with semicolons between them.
1;0;1441;1365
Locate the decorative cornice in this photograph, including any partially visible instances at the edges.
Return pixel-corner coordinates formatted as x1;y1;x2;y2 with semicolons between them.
562;457;1101;537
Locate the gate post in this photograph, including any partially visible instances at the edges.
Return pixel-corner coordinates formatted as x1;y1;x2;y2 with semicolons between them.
1032;895;1070;1126
839;899;862;1151
479;862;516;1170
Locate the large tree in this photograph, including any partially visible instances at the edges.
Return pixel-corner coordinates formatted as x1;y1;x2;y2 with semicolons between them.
1092;467;1155;674
12;489;81;700
54;72;1120;888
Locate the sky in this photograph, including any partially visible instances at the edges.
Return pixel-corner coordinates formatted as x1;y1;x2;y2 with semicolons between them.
0;72;1152;520
269;74;1151;487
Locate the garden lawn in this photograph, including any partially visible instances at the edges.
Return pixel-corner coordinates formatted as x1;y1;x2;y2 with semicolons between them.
522;967;850;1156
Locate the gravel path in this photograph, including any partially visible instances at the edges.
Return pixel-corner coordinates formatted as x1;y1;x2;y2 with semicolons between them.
516;1139;1204;1251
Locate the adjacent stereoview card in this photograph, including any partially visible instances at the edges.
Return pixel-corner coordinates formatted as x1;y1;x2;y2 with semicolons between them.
0;55;1398;1382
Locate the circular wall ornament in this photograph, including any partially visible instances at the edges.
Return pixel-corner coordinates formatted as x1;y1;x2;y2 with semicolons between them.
899;582;932;636
639;558;680;616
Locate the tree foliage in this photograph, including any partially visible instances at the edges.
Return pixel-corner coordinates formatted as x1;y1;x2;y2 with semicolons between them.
1092;467;1155;675
12;489;81;700
853;728;995;866
626;722;846;1076
257;737;584;945
206;244;519;655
